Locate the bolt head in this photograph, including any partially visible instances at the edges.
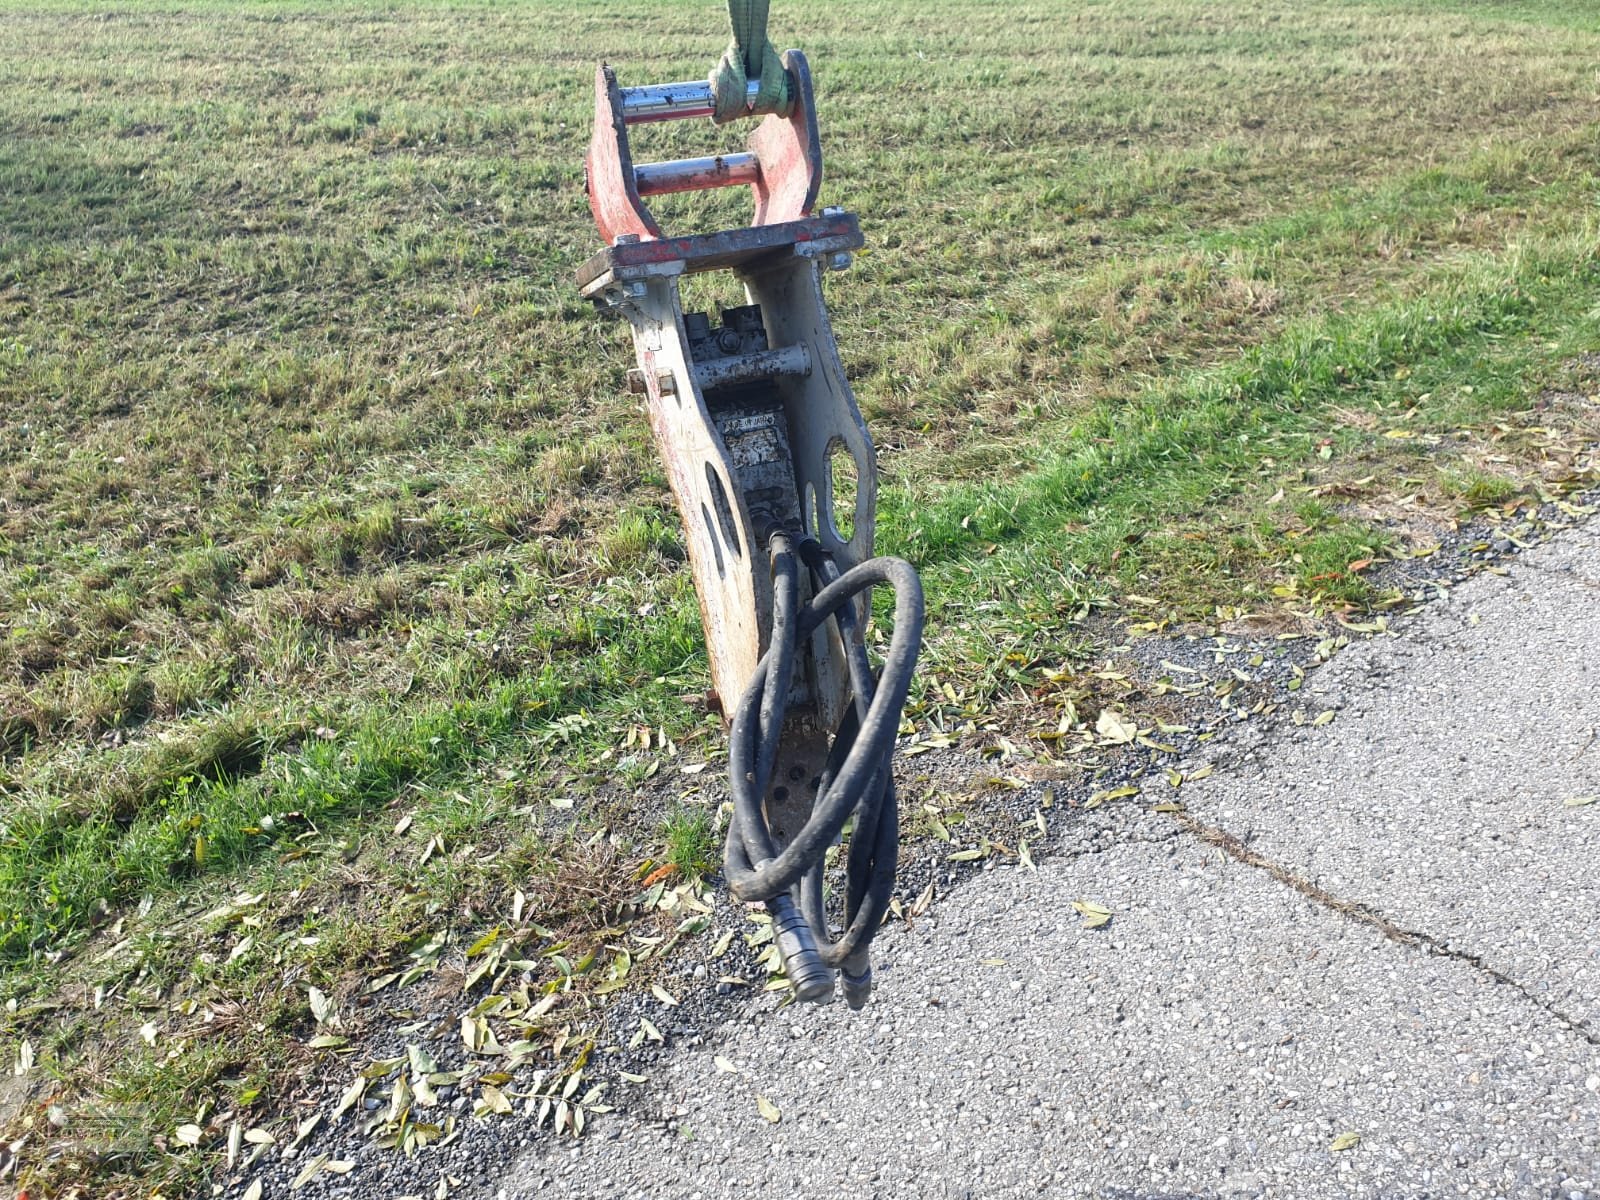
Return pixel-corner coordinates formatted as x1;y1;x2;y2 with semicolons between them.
828;251;853;272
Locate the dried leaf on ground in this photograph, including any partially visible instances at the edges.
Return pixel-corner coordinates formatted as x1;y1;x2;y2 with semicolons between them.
1086;785;1139;809
1096;710;1138;744
289;1112;322;1153
308;986;336;1026
1071;899;1113;929
291;1152;330;1188
474;1085;513;1117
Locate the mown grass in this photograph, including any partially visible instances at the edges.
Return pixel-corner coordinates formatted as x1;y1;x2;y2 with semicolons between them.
1;0;1597;1193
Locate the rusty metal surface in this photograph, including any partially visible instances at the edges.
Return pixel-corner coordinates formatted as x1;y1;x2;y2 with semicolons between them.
579;258;873;732
584;63;660;246
760;721;831;853
712;401;806;562
635;152;760;198
742;259;876;734
749;51;823;226
693;342;810;392
583;51;823;249
575;212;862;293
618;277;769;709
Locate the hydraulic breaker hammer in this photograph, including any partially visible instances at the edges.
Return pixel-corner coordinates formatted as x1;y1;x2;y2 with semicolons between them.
575;50;923;1009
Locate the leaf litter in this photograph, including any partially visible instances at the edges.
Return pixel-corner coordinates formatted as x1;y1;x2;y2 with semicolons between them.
207;865;745;1193
62;472;1600;1197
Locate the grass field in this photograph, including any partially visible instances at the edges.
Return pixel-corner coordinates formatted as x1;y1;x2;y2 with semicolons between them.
2;0;1597;1192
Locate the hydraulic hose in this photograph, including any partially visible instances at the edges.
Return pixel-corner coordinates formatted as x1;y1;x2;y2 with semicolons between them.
723;529;924;1007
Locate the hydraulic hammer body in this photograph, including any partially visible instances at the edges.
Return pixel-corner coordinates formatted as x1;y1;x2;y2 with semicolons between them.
577;51;921;1008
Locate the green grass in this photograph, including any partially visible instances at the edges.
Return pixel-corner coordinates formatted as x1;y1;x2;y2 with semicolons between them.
660;805;718;879
1;0;1597;1193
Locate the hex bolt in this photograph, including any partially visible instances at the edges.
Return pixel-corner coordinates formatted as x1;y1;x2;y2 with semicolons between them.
828;251;853;272
614;232;641;245
655;369;677;397
626;369;647;394
821;205;844;217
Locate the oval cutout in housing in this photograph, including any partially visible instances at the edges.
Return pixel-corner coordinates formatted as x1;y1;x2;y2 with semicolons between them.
700;501;726;578
705;463;743;560
825;438;857;544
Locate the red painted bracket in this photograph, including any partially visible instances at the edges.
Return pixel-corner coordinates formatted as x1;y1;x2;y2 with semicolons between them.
584;50;824;246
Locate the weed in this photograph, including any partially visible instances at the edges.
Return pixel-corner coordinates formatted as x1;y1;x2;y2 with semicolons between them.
1442;467;1521;510
660;806;718;880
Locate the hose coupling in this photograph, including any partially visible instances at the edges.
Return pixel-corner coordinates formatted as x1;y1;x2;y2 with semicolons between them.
840;954;873;1010
765;887;833;1004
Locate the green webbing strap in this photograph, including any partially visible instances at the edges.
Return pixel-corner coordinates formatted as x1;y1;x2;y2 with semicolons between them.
709;0;793;123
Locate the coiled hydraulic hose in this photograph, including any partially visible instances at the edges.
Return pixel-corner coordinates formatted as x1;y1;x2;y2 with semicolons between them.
723;529;924;1008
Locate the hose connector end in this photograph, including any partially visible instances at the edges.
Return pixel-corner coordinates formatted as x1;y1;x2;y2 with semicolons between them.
766;893;833;1004
840;962;873;1010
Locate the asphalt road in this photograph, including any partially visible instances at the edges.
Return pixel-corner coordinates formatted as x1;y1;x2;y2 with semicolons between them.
507;524;1600;1200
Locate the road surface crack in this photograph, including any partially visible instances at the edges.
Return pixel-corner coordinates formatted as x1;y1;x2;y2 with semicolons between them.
1170;811;1599;1047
